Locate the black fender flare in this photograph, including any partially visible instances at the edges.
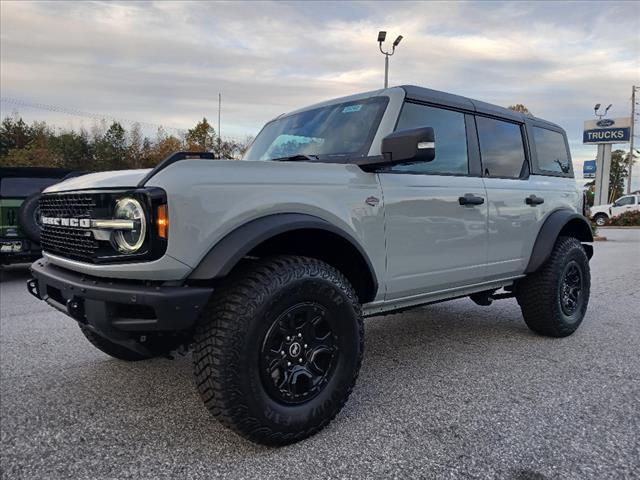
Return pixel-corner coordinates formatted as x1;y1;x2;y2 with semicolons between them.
525;209;594;274
188;213;378;293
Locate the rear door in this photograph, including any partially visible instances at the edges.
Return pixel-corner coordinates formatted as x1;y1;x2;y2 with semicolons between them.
378;102;488;299
475;116;541;280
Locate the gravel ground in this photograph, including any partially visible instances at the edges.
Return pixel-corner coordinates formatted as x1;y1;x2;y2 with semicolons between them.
1;229;639;479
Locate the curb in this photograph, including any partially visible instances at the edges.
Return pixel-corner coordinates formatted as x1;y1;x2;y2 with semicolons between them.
597;226;640;229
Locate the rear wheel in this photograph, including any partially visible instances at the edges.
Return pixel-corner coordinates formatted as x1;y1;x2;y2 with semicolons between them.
193;255;364;445
516;236;590;337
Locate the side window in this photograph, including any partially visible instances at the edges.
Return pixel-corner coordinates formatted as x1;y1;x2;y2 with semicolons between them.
390;103;468;175
616;196;634;206
476;116;527;178
533;127;571;174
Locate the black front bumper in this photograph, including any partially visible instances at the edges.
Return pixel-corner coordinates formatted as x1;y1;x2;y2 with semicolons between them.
28;259;213;335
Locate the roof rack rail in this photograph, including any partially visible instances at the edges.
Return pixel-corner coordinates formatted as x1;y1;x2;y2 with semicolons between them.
137;151;215;187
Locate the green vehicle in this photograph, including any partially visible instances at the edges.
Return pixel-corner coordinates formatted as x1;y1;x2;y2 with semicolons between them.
1;167;79;265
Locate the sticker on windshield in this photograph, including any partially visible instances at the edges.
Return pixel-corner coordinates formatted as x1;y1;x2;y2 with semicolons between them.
342;105;362;113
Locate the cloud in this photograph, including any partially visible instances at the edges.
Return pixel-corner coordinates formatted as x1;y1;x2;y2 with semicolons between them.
1;0;639;184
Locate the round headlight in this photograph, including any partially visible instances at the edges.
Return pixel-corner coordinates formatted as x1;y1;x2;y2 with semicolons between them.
112;197;146;253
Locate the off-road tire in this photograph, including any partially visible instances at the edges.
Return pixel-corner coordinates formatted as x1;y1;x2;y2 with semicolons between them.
193;255;364;445
593;213;608;227
516;236;590;337
18;193;42;243
78;324;154;361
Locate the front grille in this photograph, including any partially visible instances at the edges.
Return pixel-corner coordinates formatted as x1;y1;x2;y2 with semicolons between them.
39;193;97;219
39;193;100;261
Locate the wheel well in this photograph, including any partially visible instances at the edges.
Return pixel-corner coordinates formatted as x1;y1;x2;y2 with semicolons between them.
245;228;377;303
525;211;594;273
559;217;594;242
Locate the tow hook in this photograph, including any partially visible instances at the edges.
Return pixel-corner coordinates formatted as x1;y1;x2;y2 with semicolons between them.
66;297;85;321
26;279;40;300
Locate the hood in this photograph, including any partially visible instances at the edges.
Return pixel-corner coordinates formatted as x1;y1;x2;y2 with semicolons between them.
43;169;152;193
590;202;612;212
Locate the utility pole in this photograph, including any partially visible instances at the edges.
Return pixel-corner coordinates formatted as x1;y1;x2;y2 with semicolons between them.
628;86;638;194
218;93;222;157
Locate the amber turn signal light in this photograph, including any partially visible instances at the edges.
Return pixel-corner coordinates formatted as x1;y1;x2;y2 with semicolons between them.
156;204;168;238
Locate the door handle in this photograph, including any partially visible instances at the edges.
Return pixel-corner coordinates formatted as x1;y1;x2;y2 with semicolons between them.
458;194;485;206
525;195;544;206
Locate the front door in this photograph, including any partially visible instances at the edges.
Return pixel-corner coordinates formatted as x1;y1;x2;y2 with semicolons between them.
378;102;488;300
611;195;638;217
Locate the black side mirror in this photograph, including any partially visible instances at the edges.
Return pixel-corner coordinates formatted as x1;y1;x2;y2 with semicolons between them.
382;127;435;164
355;127;435;171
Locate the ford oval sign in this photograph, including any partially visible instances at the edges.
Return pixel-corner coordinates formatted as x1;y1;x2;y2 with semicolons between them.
596;119;615;127
584;117;631;144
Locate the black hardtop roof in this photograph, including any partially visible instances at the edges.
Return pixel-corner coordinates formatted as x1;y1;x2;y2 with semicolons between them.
0;167;76;179
399;85;562;130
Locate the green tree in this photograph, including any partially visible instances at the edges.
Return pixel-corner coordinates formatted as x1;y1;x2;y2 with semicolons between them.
2;120;60;167
608;149;632;202
0;116;33;157
94;122;127;170
127;123;144;169
507;104;533;116
51;130;91;170
186;117;216;152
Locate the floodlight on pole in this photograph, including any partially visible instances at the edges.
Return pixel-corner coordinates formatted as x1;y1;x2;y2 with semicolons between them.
378;30;403;88
594;103;613;120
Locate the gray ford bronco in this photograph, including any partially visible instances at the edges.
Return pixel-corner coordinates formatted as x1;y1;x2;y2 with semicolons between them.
28;85;593;445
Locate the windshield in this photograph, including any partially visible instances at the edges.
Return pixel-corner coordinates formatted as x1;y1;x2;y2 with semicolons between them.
243;96;389;161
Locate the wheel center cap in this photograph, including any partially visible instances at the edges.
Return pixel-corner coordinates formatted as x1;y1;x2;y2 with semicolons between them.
289;342;302;358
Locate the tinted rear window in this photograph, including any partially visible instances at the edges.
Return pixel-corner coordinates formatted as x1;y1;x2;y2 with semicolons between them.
476;117;527;178
0;178;60;197
533;127;571;174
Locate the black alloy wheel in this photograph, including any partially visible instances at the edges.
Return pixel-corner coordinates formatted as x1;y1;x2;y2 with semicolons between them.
260;302;338;404
560;261;583;317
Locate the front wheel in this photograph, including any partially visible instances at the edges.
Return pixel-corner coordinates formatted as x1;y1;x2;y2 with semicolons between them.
193;256;364;445
516;236;591;337
593;213;608;226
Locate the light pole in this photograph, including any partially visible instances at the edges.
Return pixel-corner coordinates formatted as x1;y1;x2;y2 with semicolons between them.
378;31;403;88
593;103;614;206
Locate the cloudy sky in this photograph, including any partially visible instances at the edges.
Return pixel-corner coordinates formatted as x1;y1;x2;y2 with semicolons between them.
1;1;639;185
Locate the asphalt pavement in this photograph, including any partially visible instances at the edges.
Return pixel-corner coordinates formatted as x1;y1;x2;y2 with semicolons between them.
1;229;639;479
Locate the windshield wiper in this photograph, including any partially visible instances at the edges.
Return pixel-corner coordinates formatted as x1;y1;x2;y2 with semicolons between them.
271;154;320;162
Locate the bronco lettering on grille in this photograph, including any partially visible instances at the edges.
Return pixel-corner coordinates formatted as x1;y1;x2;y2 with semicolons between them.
41;216;91;228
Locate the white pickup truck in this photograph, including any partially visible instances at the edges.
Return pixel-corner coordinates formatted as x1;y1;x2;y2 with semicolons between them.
590;193;640;225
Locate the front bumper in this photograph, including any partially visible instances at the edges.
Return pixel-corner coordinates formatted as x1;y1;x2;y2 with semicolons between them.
28;259;213;336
